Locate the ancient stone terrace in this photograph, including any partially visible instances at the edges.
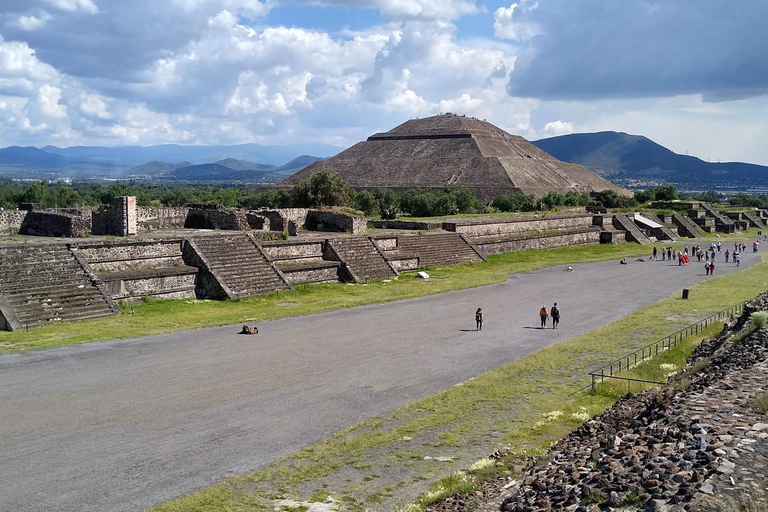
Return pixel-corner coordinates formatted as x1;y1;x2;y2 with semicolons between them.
326;237;398;282
0;244;118;331
262;240;341;284
74;240;198;301
185;234;293;299
395;233;486;268
612;213;653;244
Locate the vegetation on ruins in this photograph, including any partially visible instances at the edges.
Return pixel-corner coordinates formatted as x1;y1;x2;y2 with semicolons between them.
633;184;678;203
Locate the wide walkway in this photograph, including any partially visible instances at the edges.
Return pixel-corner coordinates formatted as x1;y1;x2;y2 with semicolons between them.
0;244;762;512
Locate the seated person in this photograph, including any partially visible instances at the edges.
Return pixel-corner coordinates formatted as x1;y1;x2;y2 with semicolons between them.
241;324;251;334
619;258;628;265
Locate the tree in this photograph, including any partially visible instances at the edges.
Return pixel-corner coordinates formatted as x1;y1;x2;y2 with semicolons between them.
21;181;48;206
375;188;399;219
293;169;351;207
353;190;379;216
53;187;81;208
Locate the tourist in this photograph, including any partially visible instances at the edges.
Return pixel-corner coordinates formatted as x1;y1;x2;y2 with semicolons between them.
710;261;715;275
661;248;666;261
652;247;657;260
475;308;483;331
705;260;711;275
667;247;672;260
717;242;722;252
735;252;741;267
725;249;730;262
619;257;628;265
551;303;560;329
539;305;548;328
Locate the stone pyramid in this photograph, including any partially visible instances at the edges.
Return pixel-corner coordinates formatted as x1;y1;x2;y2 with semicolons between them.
280;113;630;201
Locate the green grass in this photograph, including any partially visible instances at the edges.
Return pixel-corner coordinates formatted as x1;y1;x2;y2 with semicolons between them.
150;255;768;512
0;242;665;354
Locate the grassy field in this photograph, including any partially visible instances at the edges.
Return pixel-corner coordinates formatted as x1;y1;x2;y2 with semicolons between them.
0;241;680;354
150;255;768;512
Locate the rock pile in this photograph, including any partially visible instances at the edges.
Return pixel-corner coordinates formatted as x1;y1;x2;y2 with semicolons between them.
429;293;768;512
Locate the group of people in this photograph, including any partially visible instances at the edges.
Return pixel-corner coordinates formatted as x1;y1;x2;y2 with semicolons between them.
474;303;561;331
648;239;753;271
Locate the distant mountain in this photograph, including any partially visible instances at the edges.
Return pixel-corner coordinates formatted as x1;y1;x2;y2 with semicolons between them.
41;143;342;167
127;161;191;175
167;163;278;182
214;158;275;172
275;155;326;174
533;131;768;187
0;146;73;169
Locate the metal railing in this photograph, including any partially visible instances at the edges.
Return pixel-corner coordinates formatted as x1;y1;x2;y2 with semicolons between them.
588;301;747;392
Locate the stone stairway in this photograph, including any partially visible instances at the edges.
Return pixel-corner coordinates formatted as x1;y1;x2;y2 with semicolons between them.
0;244;118;330
700;202;738;233
188;234;293;298
326;237;397;282
742;211;766;229
396;233;486;267
611;214;653;244
638;212;679;241
672;214;705;238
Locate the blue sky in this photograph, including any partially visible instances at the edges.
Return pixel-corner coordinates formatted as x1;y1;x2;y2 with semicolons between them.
0;0;766;165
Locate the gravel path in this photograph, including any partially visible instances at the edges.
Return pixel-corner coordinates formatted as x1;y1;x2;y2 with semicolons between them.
0;246;761;512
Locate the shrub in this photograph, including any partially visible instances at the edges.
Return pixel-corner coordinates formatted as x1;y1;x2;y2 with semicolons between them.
751;311;768;329
293;169;351;208
492;193;537;212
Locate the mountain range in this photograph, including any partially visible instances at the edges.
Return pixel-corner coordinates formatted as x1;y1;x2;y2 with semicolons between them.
533;131;768;189
0;143;337;182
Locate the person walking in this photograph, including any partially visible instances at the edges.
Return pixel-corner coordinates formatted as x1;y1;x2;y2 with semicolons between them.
735;252;741;267
539;305;548;329
662;248;666;261
717;242;722;252
710;261;715;275
667;247;672;260
725;249;730;262
652;247;657;260
551;303;560;329
705;260;711;275
475;308;483;331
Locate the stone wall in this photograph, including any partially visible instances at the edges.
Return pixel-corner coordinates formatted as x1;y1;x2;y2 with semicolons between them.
245;212;269;230
92;196;138;236
185;205;249;230
369;220;441;230
258;208;310;233
445;214;595;237
102;272;197;301
372;237;398;251
0;210;27;235
136;206;190;231
19;211;91;237
477;229;600;255
305;210;367;234
261;240;324;260
280;263;340;284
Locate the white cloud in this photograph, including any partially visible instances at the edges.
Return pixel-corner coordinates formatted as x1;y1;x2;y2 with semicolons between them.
12;13;52;31
290;0;483;20
43;0;98;14
493;2;540;41
542;120;574;136
78;93;112;119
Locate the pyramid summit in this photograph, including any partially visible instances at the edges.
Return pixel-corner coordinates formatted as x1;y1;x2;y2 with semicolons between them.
280;113;630;200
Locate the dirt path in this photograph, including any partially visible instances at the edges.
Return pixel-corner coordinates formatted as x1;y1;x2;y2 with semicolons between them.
0;248;761;512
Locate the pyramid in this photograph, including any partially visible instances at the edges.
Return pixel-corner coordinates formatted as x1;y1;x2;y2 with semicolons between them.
280;114;630;201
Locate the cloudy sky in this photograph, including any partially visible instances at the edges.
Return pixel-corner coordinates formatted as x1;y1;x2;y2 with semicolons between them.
0;0;766;164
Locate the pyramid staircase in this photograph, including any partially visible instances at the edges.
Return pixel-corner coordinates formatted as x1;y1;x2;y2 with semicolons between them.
186;234;293;299
637;212;679;241
395;233;486;267
742;211;766;229
672;214;705;238
0;244;119;331
700;203;738;233
326;237;398;282
611;214;653;245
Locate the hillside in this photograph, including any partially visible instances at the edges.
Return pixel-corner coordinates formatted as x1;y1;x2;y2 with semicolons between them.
533;131;768;188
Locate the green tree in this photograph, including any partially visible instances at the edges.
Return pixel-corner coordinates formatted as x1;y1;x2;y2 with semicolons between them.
53;187;81;208
353;190;379;216
375;188;399;219
21;181;49;206
293;170;351;207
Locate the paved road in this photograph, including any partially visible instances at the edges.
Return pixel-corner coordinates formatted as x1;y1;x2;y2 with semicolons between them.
0;246;762;512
